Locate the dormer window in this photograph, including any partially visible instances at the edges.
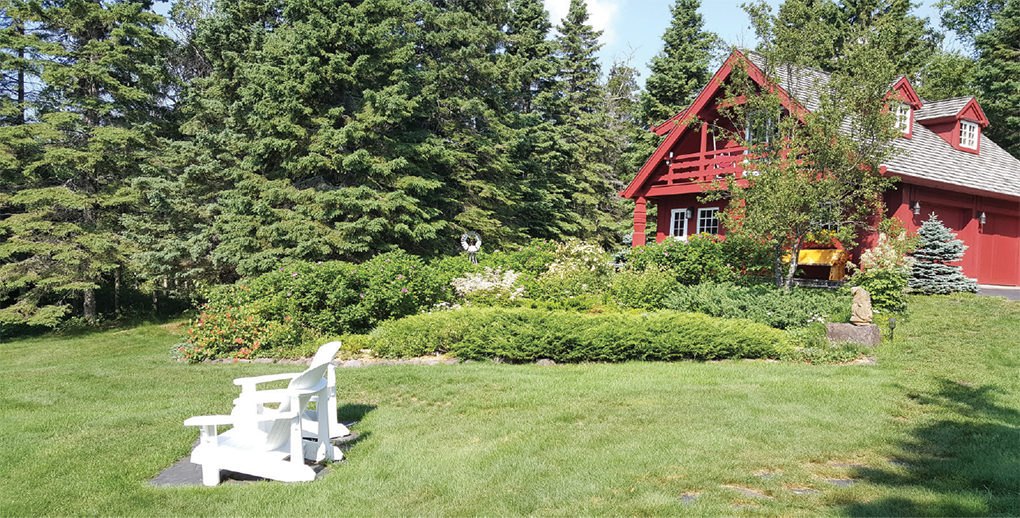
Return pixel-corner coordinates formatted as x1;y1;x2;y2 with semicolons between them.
895;104;912;134
960;121;979;150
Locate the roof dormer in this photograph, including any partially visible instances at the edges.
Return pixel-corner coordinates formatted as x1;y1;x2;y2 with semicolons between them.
889;77;923;139
915;97;989;154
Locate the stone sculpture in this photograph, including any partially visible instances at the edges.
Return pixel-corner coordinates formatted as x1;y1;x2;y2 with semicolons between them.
850;286;873;325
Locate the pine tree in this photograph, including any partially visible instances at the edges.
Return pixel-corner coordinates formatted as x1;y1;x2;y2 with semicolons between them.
638;0;718;125
0;0;172;325
908;213;978;294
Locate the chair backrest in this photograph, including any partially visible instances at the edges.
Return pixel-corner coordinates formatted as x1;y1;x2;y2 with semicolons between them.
264;342;342;450
288;341;343;391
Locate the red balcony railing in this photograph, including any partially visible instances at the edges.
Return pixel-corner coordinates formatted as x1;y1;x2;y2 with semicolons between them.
651;146;749;188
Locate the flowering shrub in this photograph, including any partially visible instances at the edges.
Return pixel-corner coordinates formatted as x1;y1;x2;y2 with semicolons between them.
848;232;916;312
450;267;525;307
529;240;610;300
623;234;771;285
177;251;452;362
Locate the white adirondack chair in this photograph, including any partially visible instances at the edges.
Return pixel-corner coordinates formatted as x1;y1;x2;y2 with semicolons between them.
184;342;344;486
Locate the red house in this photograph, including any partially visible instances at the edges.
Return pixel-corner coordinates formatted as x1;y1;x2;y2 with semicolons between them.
621;50;1020;287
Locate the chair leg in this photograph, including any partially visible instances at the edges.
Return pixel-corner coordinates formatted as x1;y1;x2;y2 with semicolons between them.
197;424;221;487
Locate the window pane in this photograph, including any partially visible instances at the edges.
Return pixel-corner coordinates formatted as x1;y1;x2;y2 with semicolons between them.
698;208;719;234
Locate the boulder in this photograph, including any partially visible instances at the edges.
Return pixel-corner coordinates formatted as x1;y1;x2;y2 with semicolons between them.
826;323;881;346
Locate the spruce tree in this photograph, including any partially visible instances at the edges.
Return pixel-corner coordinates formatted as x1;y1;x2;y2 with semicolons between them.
974;0;1020;158
908;214;979;294
0;0;172;325
553;0;620;245
638;0;718;125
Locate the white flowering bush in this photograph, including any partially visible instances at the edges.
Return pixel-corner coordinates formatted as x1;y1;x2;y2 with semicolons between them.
531;240;610;300
449;267;525;307
847;232;917;312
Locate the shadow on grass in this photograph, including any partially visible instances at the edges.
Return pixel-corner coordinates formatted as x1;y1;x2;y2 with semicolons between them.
337;403;376;423
843;378;1020;516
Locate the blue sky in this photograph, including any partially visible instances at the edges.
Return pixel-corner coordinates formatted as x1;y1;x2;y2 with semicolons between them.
542;0;952;88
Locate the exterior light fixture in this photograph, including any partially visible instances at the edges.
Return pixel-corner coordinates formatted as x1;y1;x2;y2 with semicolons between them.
979;211;986;225
912;201;921;215
888;318;897;341
686;208;693;219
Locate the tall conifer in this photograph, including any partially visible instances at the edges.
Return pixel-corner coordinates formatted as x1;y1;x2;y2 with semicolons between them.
0;0;172;325
639;0;718;125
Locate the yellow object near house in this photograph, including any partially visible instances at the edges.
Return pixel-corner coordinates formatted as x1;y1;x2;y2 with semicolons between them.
781;249;850;281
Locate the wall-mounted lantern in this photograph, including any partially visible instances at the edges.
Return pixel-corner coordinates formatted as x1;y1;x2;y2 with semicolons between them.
979;211;987;225
912;201;921;215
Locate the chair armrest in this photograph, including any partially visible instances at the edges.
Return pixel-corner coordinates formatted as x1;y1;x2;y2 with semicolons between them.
233;372;299;387
233;379;328;406
184;414;234;427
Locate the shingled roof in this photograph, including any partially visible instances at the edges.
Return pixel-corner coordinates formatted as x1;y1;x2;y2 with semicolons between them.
915;97;974;121
741;52;1020;199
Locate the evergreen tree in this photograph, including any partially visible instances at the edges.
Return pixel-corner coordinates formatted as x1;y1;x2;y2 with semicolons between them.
974;0;1020;157
553;0;620;245
908;213;978;294
0;0;172;325
638;0;719;125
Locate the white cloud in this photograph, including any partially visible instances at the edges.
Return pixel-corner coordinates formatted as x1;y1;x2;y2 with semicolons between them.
544;0;621;45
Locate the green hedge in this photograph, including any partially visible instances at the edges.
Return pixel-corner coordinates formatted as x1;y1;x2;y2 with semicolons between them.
370;307;791;362
662;282;851;330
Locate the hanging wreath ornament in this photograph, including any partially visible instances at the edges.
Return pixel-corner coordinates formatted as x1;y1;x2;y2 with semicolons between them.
461;231;481;264
460;231;481;253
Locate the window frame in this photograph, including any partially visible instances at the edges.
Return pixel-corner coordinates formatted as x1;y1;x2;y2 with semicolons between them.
895;104;912;134
669;208;689;241
697;207;720;235
960;120;979;150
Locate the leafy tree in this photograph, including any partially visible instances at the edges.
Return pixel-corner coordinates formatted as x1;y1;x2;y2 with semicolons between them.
638;0;719;125
908;213;978;294
706;4;900;290
937;0;1006;46
760;0;942;75
914;49;979;100
0;0;172;325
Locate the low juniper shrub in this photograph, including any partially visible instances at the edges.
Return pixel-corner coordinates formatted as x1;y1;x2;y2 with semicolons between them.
663;282;851;329
370;307;791;362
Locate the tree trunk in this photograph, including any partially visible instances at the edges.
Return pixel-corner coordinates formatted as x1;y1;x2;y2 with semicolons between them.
114;268;121;317
17;22;25;125
83;289;96;323
783;240;803;291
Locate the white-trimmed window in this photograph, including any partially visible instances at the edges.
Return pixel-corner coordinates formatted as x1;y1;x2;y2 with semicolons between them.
960;121;979;150
670;208;689;240
895;104;912;134
697;208;720;235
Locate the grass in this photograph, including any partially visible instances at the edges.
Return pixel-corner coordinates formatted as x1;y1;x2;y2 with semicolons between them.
1;294;1018;516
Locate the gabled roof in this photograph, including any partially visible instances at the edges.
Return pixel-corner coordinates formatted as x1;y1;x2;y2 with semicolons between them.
623;50;1020;201
915;96;989;127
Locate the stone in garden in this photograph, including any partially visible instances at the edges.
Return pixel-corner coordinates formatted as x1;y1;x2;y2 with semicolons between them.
850;286;873;325
536;359;556;366
826;323;881;346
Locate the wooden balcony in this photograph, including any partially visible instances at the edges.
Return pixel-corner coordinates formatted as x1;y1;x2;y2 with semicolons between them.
648;146;748;196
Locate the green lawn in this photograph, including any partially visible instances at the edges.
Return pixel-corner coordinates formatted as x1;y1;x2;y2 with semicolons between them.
1;294;1018;516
